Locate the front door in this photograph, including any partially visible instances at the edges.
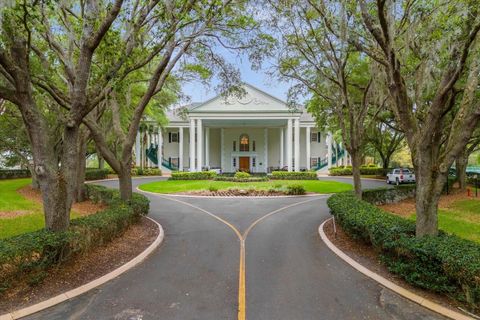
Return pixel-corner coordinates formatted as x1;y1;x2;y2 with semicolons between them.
239;157;250;172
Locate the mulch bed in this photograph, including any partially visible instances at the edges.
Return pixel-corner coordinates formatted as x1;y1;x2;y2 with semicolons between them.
379;188;480;218
323;218;477;318
0;217;159;314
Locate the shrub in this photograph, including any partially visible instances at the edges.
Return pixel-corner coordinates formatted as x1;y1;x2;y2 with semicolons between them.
131;168;162;176
0;184;149;291
0;169;31;179
85;168;110;181
234;171;251;179
329;166;385;176
208;185;218;192
214;176;269;182
327;192;480;309
170;171;217;180
271;171;317;180
285;184;306;195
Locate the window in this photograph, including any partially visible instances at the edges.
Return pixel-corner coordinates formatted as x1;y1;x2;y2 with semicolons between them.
252;140;256;151
240;134;249;151
233;141;236;151
252;157;256;167
311;132;317;142
169;132;179;143
233;157;237;167
311;157;318;167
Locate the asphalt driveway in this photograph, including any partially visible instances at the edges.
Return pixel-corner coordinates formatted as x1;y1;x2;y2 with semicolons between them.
24;177;444;320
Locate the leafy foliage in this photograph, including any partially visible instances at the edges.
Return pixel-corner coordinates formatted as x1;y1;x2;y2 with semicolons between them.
328;192;480;309
0;184;149;293
170;171;217;180
271;171;317;180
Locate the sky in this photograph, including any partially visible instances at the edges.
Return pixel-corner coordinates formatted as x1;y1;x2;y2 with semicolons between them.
180;48;298;105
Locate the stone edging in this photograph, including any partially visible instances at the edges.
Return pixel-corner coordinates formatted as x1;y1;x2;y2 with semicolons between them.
318;218;473;320
0;217;164;320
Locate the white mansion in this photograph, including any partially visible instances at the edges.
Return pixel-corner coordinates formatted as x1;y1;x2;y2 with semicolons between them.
134;84;349;173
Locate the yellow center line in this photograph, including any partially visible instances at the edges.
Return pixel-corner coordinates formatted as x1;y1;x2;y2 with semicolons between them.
146;192;326;320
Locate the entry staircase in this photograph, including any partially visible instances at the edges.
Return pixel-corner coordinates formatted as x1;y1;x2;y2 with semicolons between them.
312;146;346;172
145;144;178;171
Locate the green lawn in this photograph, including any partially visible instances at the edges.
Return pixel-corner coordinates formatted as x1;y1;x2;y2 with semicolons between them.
0;179;79;239
139;179;353;194
408;199;480;243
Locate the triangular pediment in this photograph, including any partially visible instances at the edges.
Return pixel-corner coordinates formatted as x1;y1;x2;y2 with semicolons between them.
189;83;291;113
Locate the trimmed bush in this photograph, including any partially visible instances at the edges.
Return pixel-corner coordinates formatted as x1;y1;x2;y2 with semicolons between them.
328;192;480;309
85;168;110;181
131;168;162;176
271;171;317;180
214;176;269;182
362;185;416;205
234;171;251;179
170;171;217;180
0;184;149;292
0;169;31;179
285;184;306;195
329;165;386;176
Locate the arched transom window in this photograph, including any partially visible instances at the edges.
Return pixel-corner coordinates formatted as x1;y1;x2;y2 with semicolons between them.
239;134;249;152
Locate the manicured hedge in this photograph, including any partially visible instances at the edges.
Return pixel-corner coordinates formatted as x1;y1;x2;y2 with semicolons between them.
214;176;269;182
170;171;217;180
362;185;416;205
328;192;480;309
131;168;162;176
329;166;386;176
0;169;31;179
85;168;110;181
0;184;149;293
271;171;317;180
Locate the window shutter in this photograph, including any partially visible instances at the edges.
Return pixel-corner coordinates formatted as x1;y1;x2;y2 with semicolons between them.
317;132;321;143
168;132;172;143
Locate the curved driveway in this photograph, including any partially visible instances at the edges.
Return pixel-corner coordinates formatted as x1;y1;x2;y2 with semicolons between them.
25;177;444;320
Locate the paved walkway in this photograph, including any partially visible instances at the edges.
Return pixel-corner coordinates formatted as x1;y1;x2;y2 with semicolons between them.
25;177;444;320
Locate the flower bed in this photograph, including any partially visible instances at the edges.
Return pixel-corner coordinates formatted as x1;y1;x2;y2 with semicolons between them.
0;184;149;294
327;192;480;310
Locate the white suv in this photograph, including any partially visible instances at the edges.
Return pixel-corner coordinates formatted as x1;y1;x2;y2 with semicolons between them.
386;168;416;185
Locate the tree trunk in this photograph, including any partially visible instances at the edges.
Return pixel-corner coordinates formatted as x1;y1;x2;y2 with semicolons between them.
456;150;468;190
75;133;88;202
414;157;447;237
99;155;105;169
351;150;363;199
118;164;133;200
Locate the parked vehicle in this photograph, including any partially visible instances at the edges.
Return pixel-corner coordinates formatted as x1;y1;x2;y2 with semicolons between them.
386;168;416;185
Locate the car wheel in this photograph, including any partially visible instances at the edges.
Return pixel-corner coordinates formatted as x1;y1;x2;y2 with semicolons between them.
386;178;390;184
396;178;400;186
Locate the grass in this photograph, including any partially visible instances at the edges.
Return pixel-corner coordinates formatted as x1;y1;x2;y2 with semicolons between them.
0;179;80;239
139;179;353;194
407;198;480;243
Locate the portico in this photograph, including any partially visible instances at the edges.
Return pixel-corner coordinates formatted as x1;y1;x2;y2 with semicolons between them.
135;83;347;173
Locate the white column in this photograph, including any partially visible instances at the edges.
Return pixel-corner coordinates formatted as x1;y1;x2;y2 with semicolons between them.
287;119;293;172
196;119;203;171
178;127;183;171
135;131;141;167
264;128;268;173
147;131;151;167
294;118;300;172
205;127;210;169
157;128;163;169
220;128;224;172
327;132;333;168
280;128;284;168
306;126;311;170
189;119;196;172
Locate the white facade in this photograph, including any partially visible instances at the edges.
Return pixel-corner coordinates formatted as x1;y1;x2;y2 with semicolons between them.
135;84;346;173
